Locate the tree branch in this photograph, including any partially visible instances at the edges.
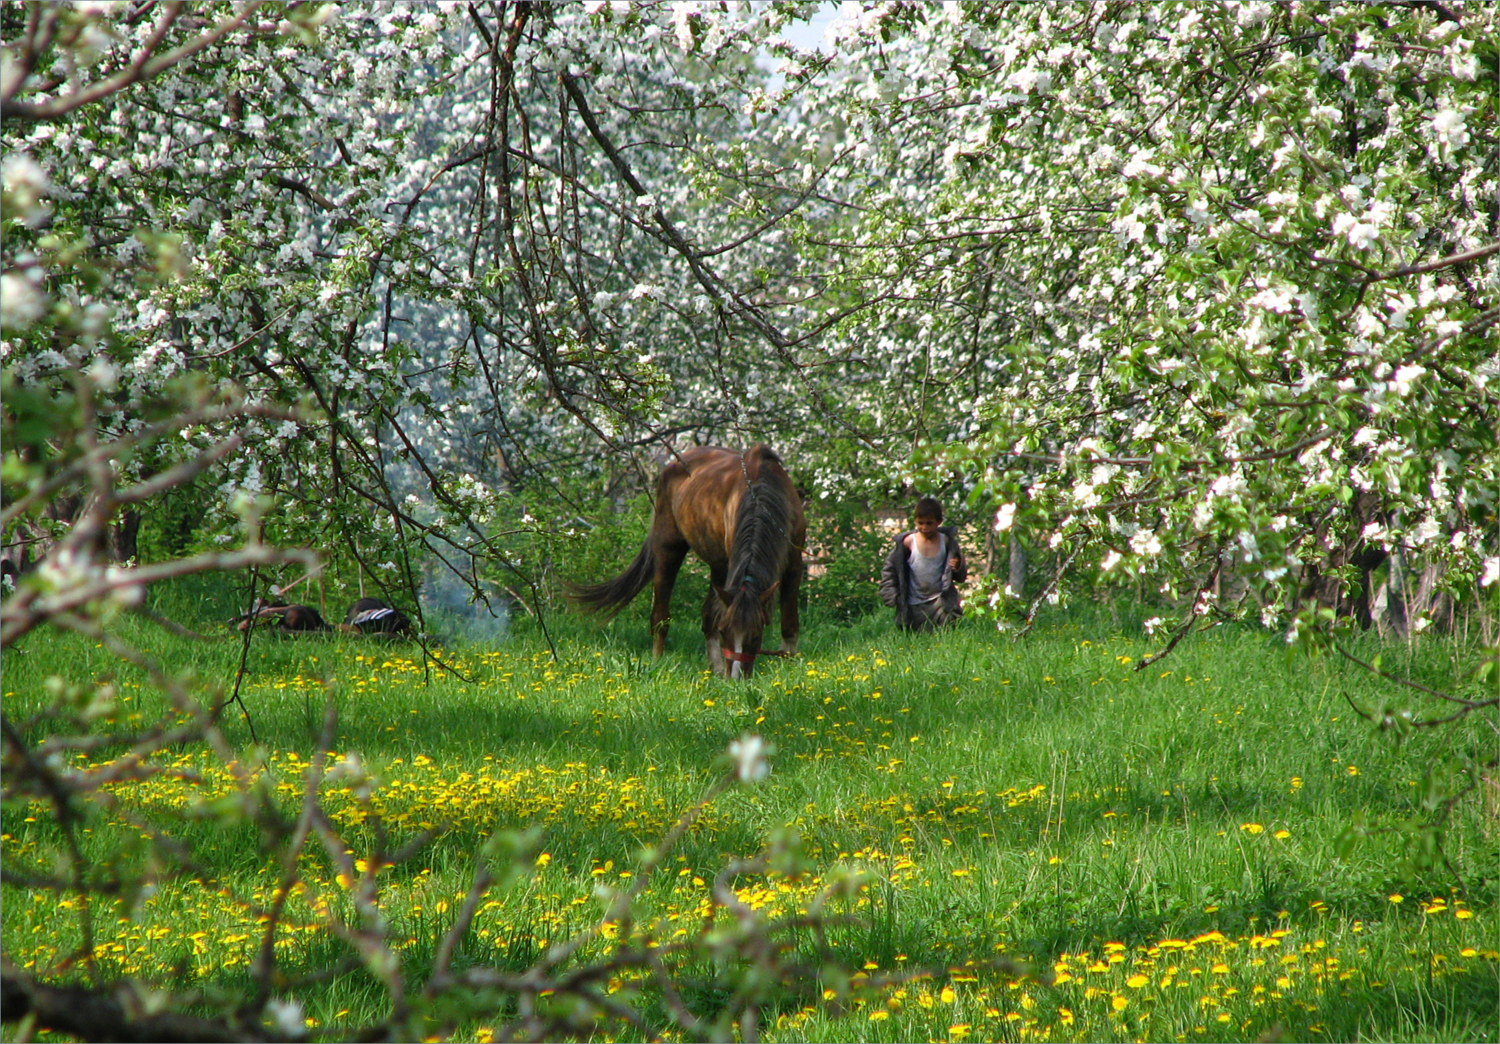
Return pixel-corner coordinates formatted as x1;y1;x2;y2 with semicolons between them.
2;2;269;122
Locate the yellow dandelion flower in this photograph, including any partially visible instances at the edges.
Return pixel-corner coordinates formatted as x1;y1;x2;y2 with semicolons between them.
1111;994;1128;1011
1059;1006;1074;1026
948;1024;970;1039
1273;829;1291;839
1388;893;1404;904
1125;974;1149;988
868;1010;889;1022
940;986;957;1003
1240;823;1264;835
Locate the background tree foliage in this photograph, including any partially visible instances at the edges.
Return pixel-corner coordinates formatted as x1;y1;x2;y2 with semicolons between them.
5;1;1492;628
1;1;1495;1040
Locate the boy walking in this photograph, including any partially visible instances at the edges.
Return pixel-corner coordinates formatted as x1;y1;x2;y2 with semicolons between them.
879;497;967;631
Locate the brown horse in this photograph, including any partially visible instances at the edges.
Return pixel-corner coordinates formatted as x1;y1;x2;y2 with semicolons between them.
568;444;805;678
234;600;328;634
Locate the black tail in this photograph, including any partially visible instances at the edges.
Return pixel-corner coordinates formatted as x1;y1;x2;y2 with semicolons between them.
566;541;656;619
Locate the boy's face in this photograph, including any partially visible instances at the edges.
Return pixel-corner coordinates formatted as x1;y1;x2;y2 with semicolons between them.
914;515;940;535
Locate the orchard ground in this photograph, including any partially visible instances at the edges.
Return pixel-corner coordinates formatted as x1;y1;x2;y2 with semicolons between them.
2;590;1495;1043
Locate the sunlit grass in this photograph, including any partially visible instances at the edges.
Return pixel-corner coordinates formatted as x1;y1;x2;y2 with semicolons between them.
2;603;1496;1042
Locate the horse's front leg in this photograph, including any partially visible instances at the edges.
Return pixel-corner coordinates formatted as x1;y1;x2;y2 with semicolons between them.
705;634;727;677
650;542;688;659
777;555;802;656
701;577;728;677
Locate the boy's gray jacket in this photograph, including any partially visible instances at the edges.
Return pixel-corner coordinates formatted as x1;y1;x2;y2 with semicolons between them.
879;525;967;628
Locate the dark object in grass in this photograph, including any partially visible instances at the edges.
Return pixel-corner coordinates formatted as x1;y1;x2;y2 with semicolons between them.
235;600;329;634
341;597;414;637
565;444;805;680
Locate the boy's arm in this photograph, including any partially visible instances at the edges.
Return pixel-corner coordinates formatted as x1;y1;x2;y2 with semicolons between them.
949;529;968;584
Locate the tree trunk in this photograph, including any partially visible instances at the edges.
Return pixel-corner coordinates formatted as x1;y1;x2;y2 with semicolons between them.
1372;550;1409;639
110;507;142;564
1413;560;1454;632
1008;535;1027;598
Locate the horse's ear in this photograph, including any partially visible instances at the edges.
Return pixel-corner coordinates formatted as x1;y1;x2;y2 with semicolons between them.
758;580;780;604
714;584;734;606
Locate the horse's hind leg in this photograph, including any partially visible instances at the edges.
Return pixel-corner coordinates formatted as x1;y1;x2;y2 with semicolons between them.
650;540;688;658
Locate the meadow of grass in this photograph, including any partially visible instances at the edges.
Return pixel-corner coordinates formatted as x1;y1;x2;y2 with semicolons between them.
2;583;1496;1043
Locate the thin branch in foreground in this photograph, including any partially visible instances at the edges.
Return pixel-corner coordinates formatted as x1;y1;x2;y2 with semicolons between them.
1135;552;1224;672
1335;642;1499;727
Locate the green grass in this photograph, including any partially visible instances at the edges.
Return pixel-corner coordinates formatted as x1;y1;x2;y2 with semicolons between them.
2;588;1496;1043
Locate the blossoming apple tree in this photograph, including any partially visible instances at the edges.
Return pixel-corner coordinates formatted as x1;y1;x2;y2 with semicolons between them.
782;2;1495;655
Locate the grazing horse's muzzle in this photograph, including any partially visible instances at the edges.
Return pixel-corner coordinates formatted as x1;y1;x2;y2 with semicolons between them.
722;644;758;679
720;645;789;677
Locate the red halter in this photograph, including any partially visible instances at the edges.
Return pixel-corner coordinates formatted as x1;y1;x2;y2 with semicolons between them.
722;646;789;664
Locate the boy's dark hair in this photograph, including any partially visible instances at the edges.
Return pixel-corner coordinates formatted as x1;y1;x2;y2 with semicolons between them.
914;496;944;522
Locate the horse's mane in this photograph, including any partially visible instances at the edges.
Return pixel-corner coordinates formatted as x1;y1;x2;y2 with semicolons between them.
721;446;794;638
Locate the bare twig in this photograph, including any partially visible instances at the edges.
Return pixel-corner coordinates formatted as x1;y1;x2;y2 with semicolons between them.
1135;555;1224;671
1335;642;1499;722
2;2;270;122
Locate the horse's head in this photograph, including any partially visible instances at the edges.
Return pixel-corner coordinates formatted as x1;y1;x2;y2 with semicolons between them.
711;579;780;679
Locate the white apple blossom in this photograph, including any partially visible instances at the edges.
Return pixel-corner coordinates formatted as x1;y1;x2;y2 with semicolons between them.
1389;364;1426;396
266;1000;305;1040
1129;530;1162;557
2;152;52;224
0;272;45;329
1428;107;1470;163
728;734;770;783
